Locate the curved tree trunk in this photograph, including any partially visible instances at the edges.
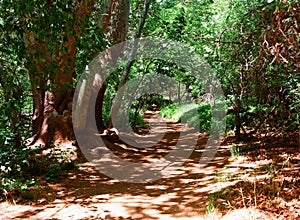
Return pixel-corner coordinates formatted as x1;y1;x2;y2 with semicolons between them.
94;0;130;132
95;85;107;133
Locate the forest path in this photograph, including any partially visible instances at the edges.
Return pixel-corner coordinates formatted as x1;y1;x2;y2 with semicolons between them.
0;110;273;220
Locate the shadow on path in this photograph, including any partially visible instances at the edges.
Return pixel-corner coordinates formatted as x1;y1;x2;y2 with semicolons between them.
1;111;238;220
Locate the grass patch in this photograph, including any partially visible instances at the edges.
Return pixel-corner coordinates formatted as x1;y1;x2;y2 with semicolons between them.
229;145;241;159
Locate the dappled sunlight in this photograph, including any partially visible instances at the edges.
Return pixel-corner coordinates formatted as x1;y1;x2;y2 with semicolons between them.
1;110;299;219
2;137;299;219
2;158;233;219
205;136;300;219
1;0;299;219
1;118;232;220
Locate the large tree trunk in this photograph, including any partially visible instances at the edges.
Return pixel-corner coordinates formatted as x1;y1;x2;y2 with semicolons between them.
94;0;130;132
102;0;130;43
25;0;95;146
24;0;131;146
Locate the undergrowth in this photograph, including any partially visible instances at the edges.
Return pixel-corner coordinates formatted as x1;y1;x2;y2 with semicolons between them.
0;144;76;202
208;145;300;219
159;102;235;132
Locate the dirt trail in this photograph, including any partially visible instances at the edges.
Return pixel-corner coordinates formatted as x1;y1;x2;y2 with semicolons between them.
0;111;271;220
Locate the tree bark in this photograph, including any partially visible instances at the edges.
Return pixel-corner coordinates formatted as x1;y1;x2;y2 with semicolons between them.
72;0;130;136
102;0;130;43
24;0;131;145
94;0;130;132
25;0;95;146
95;85;107;133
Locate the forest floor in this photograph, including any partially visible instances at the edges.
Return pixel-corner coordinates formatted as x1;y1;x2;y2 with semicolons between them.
1;111;300;220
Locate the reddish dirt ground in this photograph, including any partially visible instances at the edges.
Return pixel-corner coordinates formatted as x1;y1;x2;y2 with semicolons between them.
0;111;299;219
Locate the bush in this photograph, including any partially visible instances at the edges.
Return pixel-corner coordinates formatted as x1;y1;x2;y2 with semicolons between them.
159;103;179;120
0;144;76;201
160;102;235;133
129;108;149;132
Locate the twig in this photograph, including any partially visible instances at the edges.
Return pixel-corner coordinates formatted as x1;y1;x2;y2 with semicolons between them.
254;177;257;208
240;187;246;208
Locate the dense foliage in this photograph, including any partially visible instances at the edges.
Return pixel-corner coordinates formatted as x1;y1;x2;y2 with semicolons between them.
0;0;299;199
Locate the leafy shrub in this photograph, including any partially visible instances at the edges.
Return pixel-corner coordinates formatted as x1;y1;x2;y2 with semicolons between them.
0;144;76;201
159;103;179;120
160;102;235;132
129;108;149;132
0;145;38;200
